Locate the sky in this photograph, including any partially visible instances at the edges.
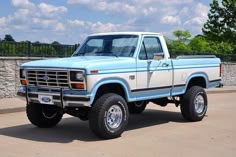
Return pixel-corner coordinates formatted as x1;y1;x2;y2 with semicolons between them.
0;0;212;44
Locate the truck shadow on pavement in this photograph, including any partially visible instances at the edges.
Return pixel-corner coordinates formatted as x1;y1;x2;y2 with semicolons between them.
0;109;187;143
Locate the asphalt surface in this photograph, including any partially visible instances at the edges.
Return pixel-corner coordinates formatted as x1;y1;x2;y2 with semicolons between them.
0;93;235;157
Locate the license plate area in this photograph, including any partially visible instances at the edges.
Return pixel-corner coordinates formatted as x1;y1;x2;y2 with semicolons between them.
38;95;54;105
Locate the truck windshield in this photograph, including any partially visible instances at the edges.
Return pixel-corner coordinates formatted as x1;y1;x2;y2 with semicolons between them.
73;35;139;57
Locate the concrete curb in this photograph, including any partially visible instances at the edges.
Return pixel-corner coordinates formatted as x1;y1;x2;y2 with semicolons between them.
0;89;236;114
206;90;236;94
0;107;25;114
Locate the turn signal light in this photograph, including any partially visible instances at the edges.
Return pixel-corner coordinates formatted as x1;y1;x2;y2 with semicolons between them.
21;80;27;85
90;70;98;74
72;83;85;89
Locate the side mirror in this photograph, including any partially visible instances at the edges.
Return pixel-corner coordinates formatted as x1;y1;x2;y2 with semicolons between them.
153;53;164;61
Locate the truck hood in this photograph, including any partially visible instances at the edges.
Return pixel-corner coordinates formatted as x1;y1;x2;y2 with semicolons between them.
21;56;136;73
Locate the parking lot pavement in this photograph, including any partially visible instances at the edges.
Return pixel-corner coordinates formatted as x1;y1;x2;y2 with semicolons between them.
0;93;235;157
205;85;236;94
0;97;26;114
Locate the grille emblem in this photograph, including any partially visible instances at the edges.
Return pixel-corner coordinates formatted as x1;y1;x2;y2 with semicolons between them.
42;75;49;81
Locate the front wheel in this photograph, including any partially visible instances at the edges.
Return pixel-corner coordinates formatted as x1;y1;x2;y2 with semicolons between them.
89;93;129;139
26;103;63;128
180;86;208;121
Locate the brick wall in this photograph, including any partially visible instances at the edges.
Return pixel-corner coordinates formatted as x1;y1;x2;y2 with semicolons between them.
0;57;46;98
222;62;236;86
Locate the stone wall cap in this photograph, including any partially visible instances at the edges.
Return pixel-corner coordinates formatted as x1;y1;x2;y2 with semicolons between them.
0;57;54;60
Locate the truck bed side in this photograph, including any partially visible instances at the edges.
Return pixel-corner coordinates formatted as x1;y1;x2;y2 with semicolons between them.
171;57;221;96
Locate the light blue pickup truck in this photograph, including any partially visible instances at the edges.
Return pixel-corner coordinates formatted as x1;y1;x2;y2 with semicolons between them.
18;32;222;139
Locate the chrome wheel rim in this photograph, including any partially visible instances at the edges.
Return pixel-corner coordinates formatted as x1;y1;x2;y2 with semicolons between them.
106;105;123;129
194;94;205;114
42;108;57;119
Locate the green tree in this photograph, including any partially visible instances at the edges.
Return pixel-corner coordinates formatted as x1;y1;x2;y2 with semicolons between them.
51;41;61;45
15;41;29;56
33;41;41;44
173;30;191;43
209;41;234;54
4;34;15;42
188;35;213;52
31;45;56;57
202;0;236;50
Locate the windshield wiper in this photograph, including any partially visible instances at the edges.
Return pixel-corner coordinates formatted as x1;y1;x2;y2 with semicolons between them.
75;53;85;56
111;52;118;58
96;51;118;58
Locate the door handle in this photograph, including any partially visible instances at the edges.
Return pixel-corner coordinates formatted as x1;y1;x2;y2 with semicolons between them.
162;63;169;67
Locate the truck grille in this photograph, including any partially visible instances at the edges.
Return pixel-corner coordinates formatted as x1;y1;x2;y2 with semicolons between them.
26;70;69;88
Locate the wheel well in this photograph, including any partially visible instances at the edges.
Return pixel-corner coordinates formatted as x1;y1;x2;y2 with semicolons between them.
94;83;126;101
187;77;206;89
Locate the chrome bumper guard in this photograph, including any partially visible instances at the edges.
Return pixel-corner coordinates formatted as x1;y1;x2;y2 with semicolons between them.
17;86;91;108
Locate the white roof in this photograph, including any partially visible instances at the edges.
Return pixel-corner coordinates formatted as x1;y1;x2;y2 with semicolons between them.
89;32;162;36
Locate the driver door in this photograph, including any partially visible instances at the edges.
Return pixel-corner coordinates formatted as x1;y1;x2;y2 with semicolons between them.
135;36;172;99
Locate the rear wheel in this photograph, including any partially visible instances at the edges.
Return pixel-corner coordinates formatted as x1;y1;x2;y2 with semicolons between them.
89;93;129;139
128;101;147;114
180;86;208;121
26;103;63;128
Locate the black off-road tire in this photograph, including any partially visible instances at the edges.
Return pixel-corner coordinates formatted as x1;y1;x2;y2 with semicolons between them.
180;86;208;121
128;101;148;114
89;93;129;139
26;103;63;128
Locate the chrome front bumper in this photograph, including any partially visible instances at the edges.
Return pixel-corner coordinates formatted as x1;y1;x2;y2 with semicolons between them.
17;86;91;108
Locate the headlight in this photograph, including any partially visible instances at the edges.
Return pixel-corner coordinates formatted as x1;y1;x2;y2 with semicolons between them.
70;71;85;82
76;73;84;80
20;69;26;78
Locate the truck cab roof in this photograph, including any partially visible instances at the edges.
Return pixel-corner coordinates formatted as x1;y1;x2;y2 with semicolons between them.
89;32;162;36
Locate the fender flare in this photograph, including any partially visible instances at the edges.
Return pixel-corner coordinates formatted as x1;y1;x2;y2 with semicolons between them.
184;72;208;92
89;77;131;105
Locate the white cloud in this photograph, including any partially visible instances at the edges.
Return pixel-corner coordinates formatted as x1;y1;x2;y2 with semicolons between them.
55;23;65;31
160;6;178;16
67;0;94;4
5;9;31;30
143;7;157;16
91;22;119;32
184;17;206;26
1;0;212;43
79;33;89;39
68;20;85;26
67;0;92;4
11;0;35;8
6;1;68;31
161;0;193;5
133;0;152;4
0;17;7;26
184;3;209;26
32;18;57;28
66;19;141;43
68;20;120;32
38;3;67;18
67;0;193;6
91;1;137;15
0;0;69;43
67;0;157;16
161;16;181;25
194;3;208;19
179;7;189;15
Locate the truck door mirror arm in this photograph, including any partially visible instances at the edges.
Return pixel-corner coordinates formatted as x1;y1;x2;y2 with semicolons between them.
153;53;164;61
